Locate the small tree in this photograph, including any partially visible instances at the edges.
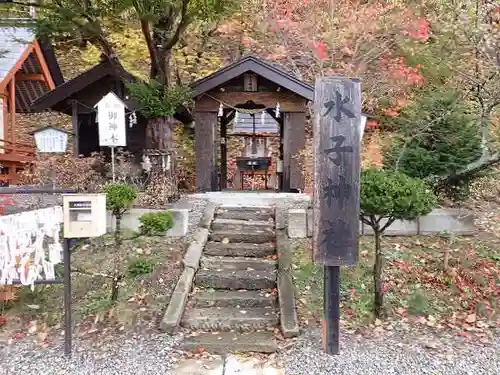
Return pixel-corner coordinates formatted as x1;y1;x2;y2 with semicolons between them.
103;183;137;246
360;168;437;317
103;183;137;301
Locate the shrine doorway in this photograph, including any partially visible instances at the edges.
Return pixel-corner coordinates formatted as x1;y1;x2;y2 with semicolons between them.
218;101;284;191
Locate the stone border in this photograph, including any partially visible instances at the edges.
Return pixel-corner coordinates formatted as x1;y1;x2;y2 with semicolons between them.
288;208;476;238
160;203;218;333
276;228;299;338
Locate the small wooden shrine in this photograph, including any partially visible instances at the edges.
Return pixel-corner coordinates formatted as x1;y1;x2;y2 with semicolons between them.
191;55;313;192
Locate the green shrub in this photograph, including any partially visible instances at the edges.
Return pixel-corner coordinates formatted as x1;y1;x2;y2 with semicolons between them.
103;183;137;216
360;168;437;318
138;211;174;235
127;258;156;277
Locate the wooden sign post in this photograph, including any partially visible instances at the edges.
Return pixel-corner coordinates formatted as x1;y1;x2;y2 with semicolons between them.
313;77;361;355
94;92;127;182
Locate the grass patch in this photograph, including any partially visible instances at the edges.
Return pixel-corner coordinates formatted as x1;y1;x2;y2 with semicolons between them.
0;230;186;337
292;234;500;330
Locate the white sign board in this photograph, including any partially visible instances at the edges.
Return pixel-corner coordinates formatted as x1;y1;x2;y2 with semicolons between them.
34;128;68;153
95;92;127;147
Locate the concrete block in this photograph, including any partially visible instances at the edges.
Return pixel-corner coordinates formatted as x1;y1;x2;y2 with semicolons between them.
363;218;418;236
288;209;307;238
183;242;204;270
199;201;217;228
419;208;475;235
192;227;210;246
275;202;286;230
160;267;195;333
107;208;189;237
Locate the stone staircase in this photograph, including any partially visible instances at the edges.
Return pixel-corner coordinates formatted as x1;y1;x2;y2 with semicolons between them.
180;206;280;354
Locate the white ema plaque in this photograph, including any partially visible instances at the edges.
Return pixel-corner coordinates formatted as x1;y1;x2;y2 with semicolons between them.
95;92;127;147
34;128;68;153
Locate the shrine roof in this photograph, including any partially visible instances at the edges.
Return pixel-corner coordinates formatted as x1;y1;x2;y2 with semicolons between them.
190;55;314;101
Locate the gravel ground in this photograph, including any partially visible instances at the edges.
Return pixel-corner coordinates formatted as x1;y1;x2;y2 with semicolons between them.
283;329;500;375
0;332;184;375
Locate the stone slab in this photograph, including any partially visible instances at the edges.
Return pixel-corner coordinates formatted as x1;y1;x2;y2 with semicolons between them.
192;227;210;244
168;358;224;375
190;290;277;308
225;355;285;375
107;208;188;237
180;331;278;354
363;218;419;236
195;269;277;290
216;207;275;221
209;230;275;244
288;209;307;238
181;307;279;331
199;201;217;229
160;267;195;333
200;256;277;272
211;218;274;232
275;202;286;230
183;242;204;270
203;242;276;258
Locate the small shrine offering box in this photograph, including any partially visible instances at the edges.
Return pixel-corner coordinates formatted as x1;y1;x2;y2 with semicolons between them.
62;194;107;238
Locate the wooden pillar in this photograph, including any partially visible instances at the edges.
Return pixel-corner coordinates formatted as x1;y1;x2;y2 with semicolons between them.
195;111;217;192
9;78;15;146
283;112;306;191
71;100;79;156
220;115;228;190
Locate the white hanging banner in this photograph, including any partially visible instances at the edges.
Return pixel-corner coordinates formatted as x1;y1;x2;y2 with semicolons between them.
0;206;64;289
95;92;127;147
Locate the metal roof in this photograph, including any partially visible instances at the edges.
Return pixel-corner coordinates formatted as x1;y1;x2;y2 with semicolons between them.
0;25;34;81
190;55;314;101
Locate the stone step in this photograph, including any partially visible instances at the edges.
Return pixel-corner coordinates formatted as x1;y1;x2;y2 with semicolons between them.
195;269;276;290
216;207;274;221
211;218;274;232
190;289;278;308
200;256;277;272
180;331;278;354
181;307;279;331
209;230;275;244
204;242;276;258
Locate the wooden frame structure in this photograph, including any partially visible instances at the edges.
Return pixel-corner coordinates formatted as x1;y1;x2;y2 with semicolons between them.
0;26;63;184
191;55;314;192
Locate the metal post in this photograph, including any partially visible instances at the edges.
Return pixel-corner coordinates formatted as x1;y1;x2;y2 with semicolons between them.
63;238;72;357
324;265;340;355
111;146;116;183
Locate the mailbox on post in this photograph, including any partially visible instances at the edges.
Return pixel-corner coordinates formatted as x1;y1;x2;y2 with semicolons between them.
62;194;107;238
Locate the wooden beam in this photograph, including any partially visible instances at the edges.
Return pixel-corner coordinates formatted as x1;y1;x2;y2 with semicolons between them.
195;91;308;113
9;77;15;145
15;73;45;81
0;44;35;93
33;40;56;90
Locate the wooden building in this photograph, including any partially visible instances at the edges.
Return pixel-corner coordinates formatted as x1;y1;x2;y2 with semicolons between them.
0;26;63;184
191;55;313;192
31;57;192;163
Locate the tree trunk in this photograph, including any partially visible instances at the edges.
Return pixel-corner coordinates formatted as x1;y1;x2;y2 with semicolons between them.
146;116;177;151
115;214;122;247
373;228;384;318
110;273;122;301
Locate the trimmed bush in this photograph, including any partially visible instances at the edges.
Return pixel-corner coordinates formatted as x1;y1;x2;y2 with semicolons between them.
138;211;174;235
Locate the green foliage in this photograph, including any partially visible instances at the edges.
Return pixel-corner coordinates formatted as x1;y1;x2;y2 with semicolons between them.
125;80;192;118
360;168;437;226
103;183;137;216
383;89;483;199
138;211;174;235
127;258;156;277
